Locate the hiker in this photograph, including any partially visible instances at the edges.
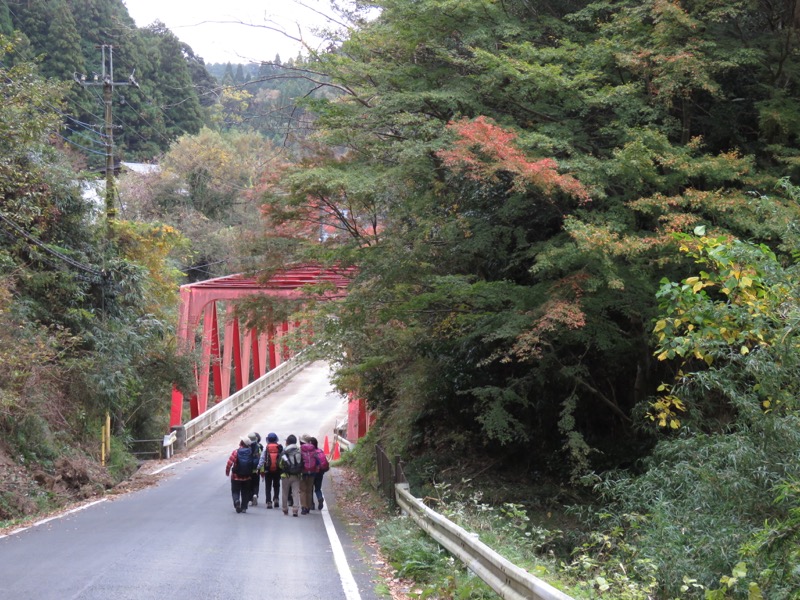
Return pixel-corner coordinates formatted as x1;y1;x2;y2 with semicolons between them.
279;434;303;517
225;435;255;513
248;432;263;507
257;432;283;509
309;436;330;511
299;434;319;515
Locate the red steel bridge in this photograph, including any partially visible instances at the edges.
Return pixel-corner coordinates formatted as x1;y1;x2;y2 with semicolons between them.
169;265;370;440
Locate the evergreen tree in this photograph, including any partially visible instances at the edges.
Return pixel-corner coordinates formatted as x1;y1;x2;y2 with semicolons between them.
255;0;800;477
0;2;13;35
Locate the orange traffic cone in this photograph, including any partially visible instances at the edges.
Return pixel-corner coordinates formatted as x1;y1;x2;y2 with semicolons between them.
323;435;330;455
332;442;341;461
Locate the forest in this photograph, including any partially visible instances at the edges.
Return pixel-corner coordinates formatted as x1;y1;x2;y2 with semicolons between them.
1;0;799;597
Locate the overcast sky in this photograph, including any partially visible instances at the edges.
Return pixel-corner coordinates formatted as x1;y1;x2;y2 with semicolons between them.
123;0;339;64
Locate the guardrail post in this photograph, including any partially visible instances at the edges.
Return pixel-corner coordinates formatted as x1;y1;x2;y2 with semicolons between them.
171;425;186;451
396;482;410;516
162;431;177;459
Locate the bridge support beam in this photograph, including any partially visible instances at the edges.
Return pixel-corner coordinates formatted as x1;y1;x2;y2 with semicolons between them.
169;267;353;428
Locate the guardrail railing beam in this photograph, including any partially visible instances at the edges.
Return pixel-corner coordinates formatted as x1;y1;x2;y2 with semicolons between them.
395;483;575;600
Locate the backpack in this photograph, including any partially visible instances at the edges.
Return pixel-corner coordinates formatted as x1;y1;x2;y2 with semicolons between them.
281;447;303;475
301;445;319;474
235;446;255;476
315;448;330;473
266;442;281;473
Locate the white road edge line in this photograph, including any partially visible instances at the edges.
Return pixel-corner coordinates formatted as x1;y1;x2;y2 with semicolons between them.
322;505;363;600
1;455;192;540
0;498;108;540
151;455;193;475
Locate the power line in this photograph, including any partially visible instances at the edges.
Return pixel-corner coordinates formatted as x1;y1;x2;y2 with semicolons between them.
57;133;108;156
0;212;107;284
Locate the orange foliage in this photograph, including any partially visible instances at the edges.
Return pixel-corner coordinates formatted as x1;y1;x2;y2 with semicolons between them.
437;116;590;202
511;292;587;362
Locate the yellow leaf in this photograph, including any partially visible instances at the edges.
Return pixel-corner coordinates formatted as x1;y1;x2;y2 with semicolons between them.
740;345;750;355
692;281;704;292
669;419;680;429
657;351;669;361
654;320;667;332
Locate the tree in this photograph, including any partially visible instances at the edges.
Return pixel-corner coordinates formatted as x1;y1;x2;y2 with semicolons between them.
119;127;285;279
250;0;800;483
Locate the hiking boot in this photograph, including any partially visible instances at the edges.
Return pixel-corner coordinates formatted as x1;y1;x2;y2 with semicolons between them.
252;495;258;507
273;496;279;505
283;510;289;515
293;512;298;517
318;498;324;510
301;507;309;515
234;500;242;513
266;501;273;509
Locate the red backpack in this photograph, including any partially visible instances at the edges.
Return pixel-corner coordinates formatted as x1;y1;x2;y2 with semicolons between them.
301;445;319;474
315;448;330;473
266;443;280;473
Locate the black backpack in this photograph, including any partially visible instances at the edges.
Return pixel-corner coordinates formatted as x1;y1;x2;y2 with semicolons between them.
281;448;303;475
235;446;255;476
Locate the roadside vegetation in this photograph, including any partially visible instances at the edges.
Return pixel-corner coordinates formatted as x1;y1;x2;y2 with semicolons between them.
3;0;800;597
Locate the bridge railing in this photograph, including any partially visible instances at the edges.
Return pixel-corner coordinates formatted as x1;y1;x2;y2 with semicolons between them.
176;352;308;449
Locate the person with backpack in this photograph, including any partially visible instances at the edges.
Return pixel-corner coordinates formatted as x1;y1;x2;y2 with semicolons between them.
248;432;263;507
309;436;330;511
278;434;303;517
225;435;256;513
299;434;320;515
257;432;283;509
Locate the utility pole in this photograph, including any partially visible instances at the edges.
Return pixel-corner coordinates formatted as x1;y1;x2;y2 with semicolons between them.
75;45;139;233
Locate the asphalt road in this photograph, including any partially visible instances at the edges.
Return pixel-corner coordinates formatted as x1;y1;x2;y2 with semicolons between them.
0;361;384;600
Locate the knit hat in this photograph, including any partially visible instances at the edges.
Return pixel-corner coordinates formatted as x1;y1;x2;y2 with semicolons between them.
286;434;297;445
300;434;312;444
267;432;278;442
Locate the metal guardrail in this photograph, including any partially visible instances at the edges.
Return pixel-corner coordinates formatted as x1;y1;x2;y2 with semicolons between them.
162;431;177;458
334;433;352;452
178;353;308;449
395;483;575;600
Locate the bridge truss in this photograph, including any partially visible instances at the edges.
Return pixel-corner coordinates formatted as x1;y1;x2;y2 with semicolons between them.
169;265;353;428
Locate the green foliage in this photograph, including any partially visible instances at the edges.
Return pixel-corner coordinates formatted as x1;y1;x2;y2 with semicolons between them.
377;516;500;599
582;421;800;597
0;38;195;521
378;517;450;581
651;228;800;429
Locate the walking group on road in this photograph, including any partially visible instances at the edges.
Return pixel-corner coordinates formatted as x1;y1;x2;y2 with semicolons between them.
225;431;330;516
